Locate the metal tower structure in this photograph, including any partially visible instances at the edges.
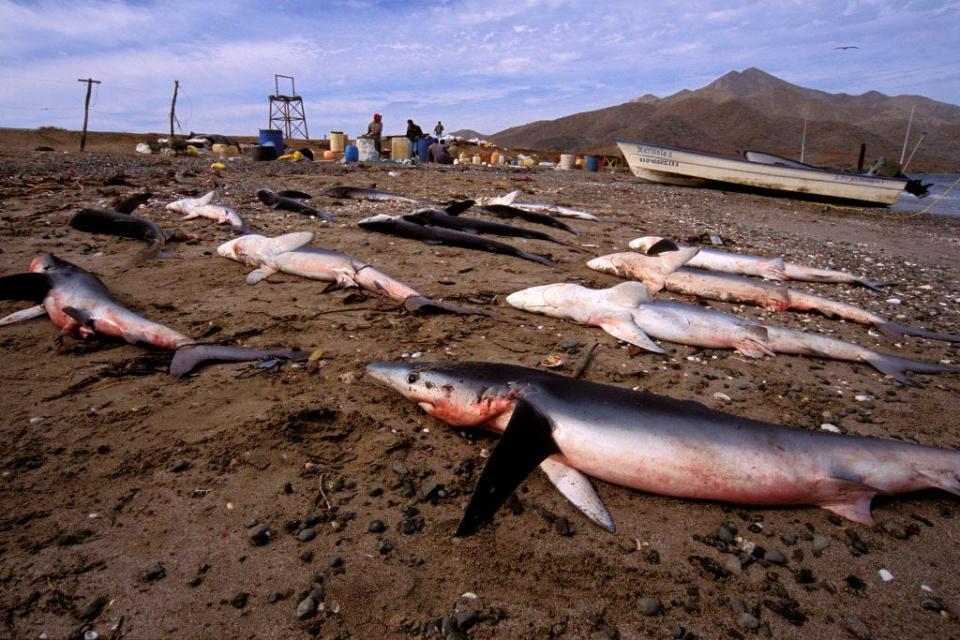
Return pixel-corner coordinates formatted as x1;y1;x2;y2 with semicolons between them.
268;74;309;140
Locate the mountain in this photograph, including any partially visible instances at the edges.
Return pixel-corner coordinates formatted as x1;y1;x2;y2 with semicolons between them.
489;68;960;171
448;129;487;140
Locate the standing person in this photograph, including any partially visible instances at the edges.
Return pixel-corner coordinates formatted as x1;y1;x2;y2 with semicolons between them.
434;121;444;138
405;119;423;143
366;113;383;153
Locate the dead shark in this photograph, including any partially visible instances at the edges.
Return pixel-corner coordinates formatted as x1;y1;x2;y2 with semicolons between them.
0;254;304;376
367;361;960;535
506;281;960;387
588;250;960;343
630;236;892;290
216;232;487;315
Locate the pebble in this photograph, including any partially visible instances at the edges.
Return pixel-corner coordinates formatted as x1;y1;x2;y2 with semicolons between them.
764;548;786;565
248;524;271;546
330;556;344;568
886;298;902;305
922;598;944;612
737;612;760;629
299;550;314;562
298;527;317;542
812;535;830;553
723;556;742;576
731;597;746;613
843;615;872;640
717;525;735;543
820;423;840;433
637;596;661;615
368;520;387;533
171;461;191;473
879;569;894;582
80;595;109;621
713;392;731;402
267;592;282;604
144;565;165;581
231;592;248;609
83;632;98;640
780;533;797;546
377;540;393;555
296;596;317;619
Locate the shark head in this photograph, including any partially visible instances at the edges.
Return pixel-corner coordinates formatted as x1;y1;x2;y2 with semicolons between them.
366;361;523;428
29;253;76;275
357;214;396;229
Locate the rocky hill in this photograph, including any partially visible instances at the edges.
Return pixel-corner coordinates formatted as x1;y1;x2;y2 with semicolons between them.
490;68;960;171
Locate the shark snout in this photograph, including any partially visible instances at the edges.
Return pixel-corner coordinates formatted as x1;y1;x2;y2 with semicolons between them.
365;361;416;391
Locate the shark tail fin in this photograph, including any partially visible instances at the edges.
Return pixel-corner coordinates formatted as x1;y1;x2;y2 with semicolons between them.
402;295;492;318
113;192;152;214
169;344;308;377
857;278;896;292
456;398;559;537
864;353;960;388
875;321;960;344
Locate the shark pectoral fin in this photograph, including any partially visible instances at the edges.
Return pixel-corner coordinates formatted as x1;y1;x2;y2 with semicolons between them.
764;257;787;280
444;200;475;215
246;266;277;285
818;491;877;526
601;315;665;353
539;458;615;532
736;325;775;358
656;246;700;275
0;273;52;303
0;304;47;326
456;398;559;537
181;212;199;220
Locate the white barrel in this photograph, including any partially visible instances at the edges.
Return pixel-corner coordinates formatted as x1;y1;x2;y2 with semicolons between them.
559;153;575;170
356;137;379;161
472;154;481;165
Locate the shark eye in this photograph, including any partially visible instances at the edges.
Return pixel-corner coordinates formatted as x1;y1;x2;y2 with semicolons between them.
407;372;420;384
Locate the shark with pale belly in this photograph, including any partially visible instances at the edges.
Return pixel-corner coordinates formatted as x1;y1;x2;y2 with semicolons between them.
367;361;960;536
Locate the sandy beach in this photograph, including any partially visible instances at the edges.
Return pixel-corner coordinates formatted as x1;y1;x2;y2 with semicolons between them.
1;130;959;639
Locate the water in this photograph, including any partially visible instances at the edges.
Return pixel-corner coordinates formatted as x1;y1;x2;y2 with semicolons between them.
890;173;960;217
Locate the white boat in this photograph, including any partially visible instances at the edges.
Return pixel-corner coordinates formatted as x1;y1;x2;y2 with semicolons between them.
616;139;915;205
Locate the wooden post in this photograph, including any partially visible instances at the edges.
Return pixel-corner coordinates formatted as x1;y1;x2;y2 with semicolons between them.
169;80;179;140
856;144;866;173
800;118;808;163
77;78;101;152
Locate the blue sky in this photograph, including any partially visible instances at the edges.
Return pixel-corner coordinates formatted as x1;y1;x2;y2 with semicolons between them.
1;0;958;138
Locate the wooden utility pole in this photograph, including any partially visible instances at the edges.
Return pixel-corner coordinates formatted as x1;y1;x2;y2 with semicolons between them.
77;78;101;151
169;80;179;139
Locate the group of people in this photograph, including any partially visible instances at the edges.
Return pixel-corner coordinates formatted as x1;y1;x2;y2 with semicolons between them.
364;114;452;164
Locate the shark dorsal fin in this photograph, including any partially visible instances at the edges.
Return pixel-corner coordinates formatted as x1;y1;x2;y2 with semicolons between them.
196;190;216;206
607;281;654;306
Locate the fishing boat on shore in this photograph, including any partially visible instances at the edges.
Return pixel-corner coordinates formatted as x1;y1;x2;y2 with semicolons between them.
616;139;926;206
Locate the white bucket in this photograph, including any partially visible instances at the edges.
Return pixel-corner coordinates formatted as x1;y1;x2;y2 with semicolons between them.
356;137;379;162
559;153;575;170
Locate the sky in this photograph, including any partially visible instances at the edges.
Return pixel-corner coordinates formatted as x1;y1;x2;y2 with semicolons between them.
0;0;958;139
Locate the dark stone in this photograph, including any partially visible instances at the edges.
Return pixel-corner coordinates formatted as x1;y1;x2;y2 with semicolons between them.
248;524;271;546
171;461;191;473
330;556;344;568
267;592;282;604
284;519;301;533
299;550;314;563
80;595;109;621
378;539;393;554
688;555;732;581
144;565;165;581
637;597;661;616
369;519;387;533
231;592;249;609
299;527;317;542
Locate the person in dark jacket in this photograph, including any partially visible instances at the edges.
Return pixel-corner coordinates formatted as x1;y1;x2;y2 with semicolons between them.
405;119;423;142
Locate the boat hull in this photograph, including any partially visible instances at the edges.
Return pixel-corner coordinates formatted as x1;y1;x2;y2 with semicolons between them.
617;139;907;205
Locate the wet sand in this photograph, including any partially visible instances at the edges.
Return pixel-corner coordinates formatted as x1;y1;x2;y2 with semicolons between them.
1;131;959;639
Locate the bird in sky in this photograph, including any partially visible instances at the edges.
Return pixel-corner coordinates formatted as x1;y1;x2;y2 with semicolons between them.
835;45;859;50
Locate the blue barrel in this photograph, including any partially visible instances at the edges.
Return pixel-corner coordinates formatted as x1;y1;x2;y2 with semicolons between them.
417;137;431;161
584;155;598;172
259;129;284;152
343;144;359;162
